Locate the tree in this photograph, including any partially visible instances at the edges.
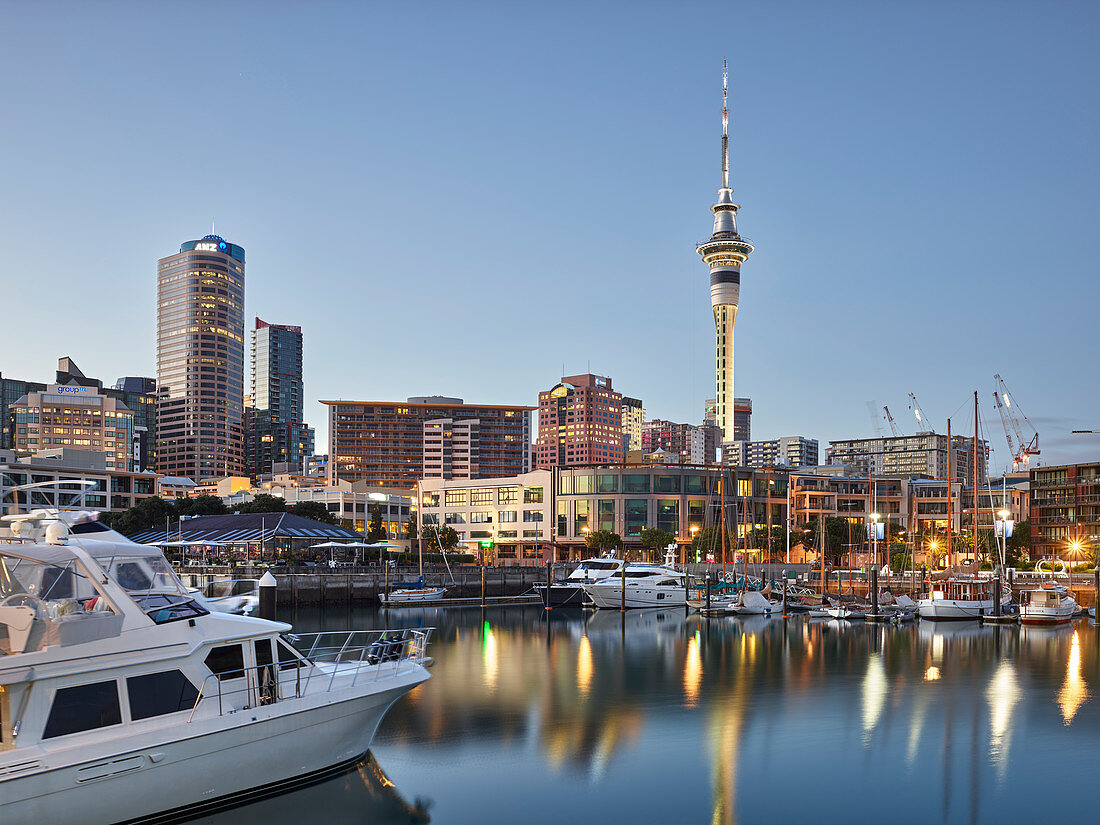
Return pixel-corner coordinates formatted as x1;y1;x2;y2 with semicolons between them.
234;494;287;514
436;525;461;553
176;495;230;517
107;495;175;536
287;500;338;525
798;517;862;566
639;528;676;561
748;525;786;557
584;529;623;554
367;505;387;542
1005;518;1030;567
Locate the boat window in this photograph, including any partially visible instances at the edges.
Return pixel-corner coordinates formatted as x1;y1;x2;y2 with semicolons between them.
140;593;209;624
127;671;199;720
43;680;122;739
255;638;274;668
204;644;245;681
278;639;305;671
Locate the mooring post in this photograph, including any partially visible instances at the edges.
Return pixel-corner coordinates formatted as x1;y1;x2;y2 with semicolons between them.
993;576;1002;617
545;558;552;611
705;571;712;614
782;573;788;617
481;565;486;608
870;567;879;616
620;559;627;612
258;572;277;621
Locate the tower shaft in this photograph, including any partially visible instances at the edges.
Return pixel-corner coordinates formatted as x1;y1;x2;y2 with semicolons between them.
697;64;753;444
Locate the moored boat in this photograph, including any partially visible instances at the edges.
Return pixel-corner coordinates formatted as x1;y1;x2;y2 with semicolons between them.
0;512;432;824
582;563;687;609
917;576;1011;621
1019;583;1078;627
534;557;623;607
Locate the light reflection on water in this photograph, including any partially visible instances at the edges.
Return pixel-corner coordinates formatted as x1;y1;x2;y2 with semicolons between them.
186;607;1100;825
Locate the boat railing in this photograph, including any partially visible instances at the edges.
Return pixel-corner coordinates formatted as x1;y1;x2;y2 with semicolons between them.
188;627;433;721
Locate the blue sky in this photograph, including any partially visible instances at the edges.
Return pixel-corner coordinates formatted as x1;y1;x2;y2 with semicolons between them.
1;1;1097;472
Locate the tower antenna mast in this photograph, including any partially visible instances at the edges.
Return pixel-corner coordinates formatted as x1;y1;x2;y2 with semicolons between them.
721;59;729;190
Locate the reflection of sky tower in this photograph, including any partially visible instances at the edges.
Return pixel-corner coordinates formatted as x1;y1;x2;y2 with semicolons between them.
697;61;754;443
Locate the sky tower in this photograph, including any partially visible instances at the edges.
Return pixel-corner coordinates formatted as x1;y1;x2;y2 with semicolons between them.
697;61;754;444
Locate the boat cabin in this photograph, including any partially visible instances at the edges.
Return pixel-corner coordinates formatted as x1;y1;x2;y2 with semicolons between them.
929;577;994;601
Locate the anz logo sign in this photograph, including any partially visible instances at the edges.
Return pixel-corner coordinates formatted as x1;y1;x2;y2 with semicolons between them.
195;240;228;253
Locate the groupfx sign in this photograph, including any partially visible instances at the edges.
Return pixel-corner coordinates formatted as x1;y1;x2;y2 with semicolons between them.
53;385;92;395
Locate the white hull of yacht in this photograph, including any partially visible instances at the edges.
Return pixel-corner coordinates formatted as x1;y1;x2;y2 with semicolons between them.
917;596;1010;621
3;669;424;824
379;587;446;604
1020;602;1077;626
584;584;686;609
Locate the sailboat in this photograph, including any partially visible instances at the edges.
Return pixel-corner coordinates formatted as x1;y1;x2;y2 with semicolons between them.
917;394;1011;620
380;527;448;605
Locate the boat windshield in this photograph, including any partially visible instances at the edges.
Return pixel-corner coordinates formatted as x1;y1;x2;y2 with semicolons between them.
0;550;115;614
86;548;208;624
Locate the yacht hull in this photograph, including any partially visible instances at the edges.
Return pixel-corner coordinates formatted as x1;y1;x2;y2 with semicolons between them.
917;597;1009;621
534;583;589;607
1020;606;1076;626
3;669;427;825
584;585;686;609
379;588;446;604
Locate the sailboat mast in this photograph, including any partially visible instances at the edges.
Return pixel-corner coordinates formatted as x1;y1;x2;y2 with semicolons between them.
973;391;979;572
720;468;727;575
946;418;953;570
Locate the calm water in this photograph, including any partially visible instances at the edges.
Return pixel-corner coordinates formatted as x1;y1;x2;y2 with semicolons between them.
189;606;1100;825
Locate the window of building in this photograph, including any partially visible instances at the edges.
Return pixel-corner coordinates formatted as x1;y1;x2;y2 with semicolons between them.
573;474;594;494
127;670;200;720
523;487;543;504
574;500;590;535
597;474;618;493
625;499;648;537
523;510;543;523
684;475;706;494
444;512;466;524
43;681;122;739
623;474;650;494
688;500;706;530
557;501;568;536
470;512;492;524
598;499;615;532
444;490;467;507
471;490;492;506
497;488;518;505
654;475;680;493
499;510;518;523
657;500;679;534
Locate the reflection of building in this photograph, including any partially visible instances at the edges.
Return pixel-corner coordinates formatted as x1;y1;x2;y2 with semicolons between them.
325;397;532;489
826;432;988;485
1030;461;1100;559
727;436;818;468
156;235;246;480
535;374;624;468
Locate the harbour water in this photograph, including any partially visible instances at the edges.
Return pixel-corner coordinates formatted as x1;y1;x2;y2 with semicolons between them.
188;606;1100;825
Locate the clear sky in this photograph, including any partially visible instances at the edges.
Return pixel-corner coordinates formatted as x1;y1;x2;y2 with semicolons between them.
1;1;1098;473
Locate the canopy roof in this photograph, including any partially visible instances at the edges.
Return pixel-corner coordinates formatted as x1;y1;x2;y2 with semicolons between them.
128;512;362;545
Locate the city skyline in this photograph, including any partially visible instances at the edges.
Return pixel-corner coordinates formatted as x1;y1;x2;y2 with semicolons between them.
1;3;1098;471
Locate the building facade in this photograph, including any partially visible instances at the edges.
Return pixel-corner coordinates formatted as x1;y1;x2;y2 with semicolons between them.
705;397;751;443
245;318;315;477
325;397;532;489
155;234;246;481
535;374;624;468
641;420;708;465
728;436;819;468
1030;462;1100;560
0;374;47;450
8;383;136;471
0;448;158;515
826;433;988;485
621;396;645;452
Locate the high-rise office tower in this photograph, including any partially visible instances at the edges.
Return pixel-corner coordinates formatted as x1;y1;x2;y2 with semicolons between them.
534;374;624;468
697;62;754;444
246;318;314;477
155;235;246;480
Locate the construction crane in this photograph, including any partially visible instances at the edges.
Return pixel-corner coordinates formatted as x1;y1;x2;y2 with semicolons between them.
882;405;900;437
908;392;933;433
993;373;1039;471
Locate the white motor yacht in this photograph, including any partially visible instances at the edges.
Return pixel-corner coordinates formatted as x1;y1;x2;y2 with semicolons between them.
917;576;1011;621
582;563;687;609
0;514;432;824
534;557;623;607
1020;584;1078;627
188;578;260;616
